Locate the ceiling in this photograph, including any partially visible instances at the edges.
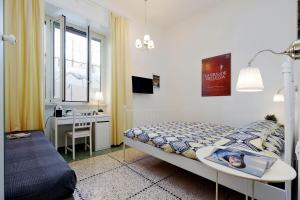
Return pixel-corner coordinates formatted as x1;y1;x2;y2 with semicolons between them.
93;0;221;28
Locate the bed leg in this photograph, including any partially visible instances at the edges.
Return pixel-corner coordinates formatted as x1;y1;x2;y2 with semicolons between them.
123;142;126;162
252;180;255;200
245;180;248;200
216;171;218;200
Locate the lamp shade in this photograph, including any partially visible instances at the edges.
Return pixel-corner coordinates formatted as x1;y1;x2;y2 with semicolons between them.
236;67;264;92
273;93;284;102
148;40;154;49
143;34;151;44
94;92;104;101
135;39;142;48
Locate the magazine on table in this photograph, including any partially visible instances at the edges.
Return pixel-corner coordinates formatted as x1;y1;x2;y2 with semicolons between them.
205;147;277;177
6;132;31;140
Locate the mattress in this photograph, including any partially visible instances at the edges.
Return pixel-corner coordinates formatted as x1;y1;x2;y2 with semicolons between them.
5;131;77;200
125;120;284;159
125;122;236;159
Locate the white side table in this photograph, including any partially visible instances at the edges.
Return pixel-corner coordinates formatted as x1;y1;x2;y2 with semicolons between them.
196;146;296;200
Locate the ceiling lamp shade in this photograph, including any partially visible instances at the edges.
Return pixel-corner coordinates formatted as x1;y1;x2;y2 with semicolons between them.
273;93;285;102
236;67;264;92
135;39;143;48
143;34;151;44
148;40;154;49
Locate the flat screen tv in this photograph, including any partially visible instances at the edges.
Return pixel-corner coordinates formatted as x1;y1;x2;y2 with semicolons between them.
132;76;153;94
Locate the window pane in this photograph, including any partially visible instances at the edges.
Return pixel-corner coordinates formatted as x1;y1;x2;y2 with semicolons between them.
65;29;88;101
53;25;61;99
90;39;101;100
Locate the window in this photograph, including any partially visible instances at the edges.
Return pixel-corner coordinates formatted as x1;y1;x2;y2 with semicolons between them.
65;28;88;102
90;39;101;101
48;16;103;103
53;24;61;100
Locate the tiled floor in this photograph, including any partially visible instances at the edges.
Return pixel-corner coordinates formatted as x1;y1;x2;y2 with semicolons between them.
59;144;125;163
68;148;245;200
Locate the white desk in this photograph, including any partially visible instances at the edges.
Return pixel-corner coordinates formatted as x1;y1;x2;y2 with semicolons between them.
51;114;111;150
196;146;296;200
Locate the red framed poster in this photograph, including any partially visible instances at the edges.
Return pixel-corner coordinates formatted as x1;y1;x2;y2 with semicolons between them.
202;53;231;96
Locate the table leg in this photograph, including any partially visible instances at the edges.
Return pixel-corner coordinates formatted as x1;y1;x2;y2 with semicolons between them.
216;171;218;200
123;142;126;162
55;119;58;150
252;180;255;200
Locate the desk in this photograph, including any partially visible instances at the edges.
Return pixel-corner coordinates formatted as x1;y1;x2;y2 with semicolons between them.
196;146;296;200
51;114;111;150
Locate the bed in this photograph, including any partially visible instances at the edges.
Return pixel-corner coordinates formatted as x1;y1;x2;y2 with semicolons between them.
5;131;77;200
125;121;284;159
124;120;287;200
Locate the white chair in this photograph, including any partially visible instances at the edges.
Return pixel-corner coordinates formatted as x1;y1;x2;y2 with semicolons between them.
65;110;93;160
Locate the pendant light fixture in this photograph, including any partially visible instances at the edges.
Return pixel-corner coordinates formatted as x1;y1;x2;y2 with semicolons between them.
135;0;155;50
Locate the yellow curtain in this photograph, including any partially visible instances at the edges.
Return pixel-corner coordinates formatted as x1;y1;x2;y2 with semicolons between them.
111;13;133;145
4;0;44;132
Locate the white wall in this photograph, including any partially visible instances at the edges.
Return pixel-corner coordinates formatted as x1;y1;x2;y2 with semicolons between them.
43;0;298;141
43;0;173;145
128;20;177;125
128;21;172;110
99;0;174;113
44;0;173;114
164;0;297;127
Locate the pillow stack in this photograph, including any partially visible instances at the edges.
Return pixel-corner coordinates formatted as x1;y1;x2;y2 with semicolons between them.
215;120;284;158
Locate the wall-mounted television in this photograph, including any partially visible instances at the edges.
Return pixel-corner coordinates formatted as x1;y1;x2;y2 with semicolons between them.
132;76;153;94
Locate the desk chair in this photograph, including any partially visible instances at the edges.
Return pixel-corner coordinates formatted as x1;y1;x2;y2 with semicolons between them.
65;110;93;160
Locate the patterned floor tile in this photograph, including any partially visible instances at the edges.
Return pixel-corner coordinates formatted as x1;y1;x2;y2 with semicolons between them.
70;148;245;200
108;148;149;164
69;154;122;180
73;188;82;200
61;144;125;163
158;170;244;200
129;186;179;200
76;166;152;200
128;156;180;182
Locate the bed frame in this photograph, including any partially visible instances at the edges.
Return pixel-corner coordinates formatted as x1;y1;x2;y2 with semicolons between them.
123;108;291;200
124;138;287;200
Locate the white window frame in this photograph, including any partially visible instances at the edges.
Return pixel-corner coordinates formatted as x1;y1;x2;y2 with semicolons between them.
89;32;105;102
44;15;106;105
64;23;89;102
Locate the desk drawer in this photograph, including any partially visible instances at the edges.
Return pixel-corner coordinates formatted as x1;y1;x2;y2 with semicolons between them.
95;116;110;122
